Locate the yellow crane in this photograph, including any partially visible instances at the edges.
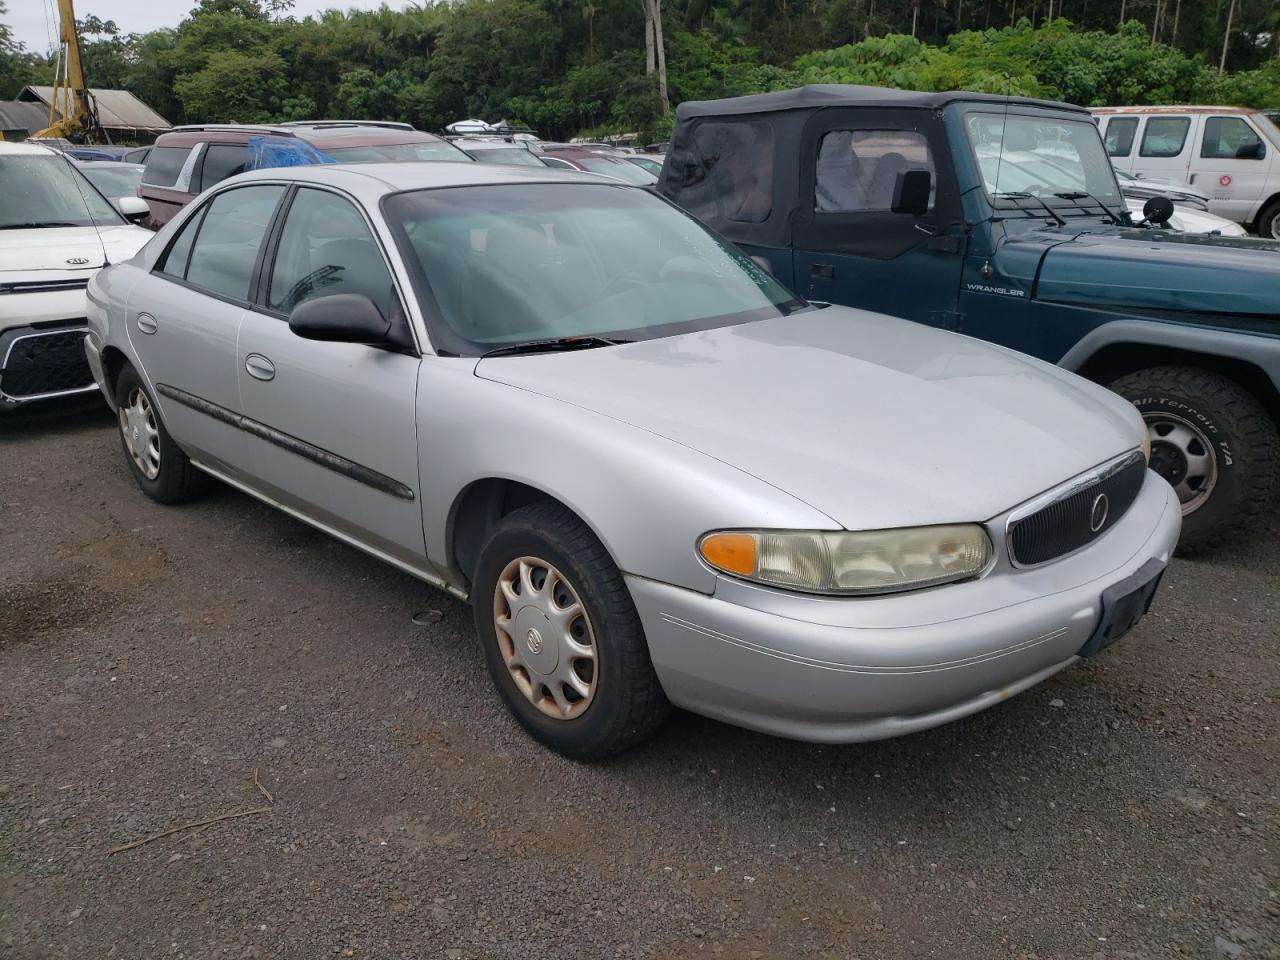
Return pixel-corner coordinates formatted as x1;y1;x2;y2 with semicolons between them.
34;0;105;142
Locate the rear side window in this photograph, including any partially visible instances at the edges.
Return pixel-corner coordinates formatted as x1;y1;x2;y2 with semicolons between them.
183;185;285;301
198;144;249;192
268;187;395;317
1200;116;1264;159
157;207;205;280
1139;117;1190;158
1103;117;1138;157
142;146;191;187
816;129;934;213
674;120;774;225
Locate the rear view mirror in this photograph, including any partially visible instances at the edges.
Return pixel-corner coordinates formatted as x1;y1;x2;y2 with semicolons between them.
1142;195;1175;226
116;196;149;223
1235;141;1265;160
289;294;392;345
892;169;932;216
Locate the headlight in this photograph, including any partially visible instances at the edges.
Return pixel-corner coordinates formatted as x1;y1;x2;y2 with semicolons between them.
698;525;993;595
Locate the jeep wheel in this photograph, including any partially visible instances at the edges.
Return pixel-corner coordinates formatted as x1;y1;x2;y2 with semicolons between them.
1110;366;1279;551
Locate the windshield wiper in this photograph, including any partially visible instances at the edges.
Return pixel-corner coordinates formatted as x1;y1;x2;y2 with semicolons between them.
992;192;1065;226
478;335;630;359
1053;191;1123;225
0;221;80;230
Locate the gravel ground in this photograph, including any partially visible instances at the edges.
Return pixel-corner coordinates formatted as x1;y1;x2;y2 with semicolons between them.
1;410;1277;960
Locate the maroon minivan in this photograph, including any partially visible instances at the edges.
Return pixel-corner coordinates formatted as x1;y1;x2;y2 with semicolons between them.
138;121;471;229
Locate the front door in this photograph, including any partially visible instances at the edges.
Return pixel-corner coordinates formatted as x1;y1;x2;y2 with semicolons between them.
1186;114;1273;224
791;109;966;328
126;182;287;477
235;185;429;571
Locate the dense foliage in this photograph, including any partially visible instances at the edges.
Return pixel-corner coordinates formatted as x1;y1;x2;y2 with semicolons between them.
2;0;1277;141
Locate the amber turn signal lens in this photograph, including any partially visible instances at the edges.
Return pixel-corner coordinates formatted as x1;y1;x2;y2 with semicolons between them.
699;533;757;576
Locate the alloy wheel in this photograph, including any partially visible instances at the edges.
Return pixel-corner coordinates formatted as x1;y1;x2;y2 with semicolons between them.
1144;411;1218;514
119;385;161;481
492;556;598;721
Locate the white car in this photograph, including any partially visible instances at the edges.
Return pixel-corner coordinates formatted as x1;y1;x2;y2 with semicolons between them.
1123;197;1248;236
0;141;151;416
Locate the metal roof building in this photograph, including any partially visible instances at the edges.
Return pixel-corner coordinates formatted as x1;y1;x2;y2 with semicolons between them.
17;86;171;140
0;100;55;140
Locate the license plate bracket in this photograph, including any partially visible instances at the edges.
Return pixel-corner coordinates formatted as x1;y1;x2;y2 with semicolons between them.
1079;558;1166;658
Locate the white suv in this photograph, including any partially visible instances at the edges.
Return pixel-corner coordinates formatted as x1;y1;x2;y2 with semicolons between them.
1093;105;1280;237
0;142;151;416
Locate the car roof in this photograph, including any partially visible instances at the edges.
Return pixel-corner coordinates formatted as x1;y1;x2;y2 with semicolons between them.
675;84;1087;119
154;124;449;148
1091;105;1254;115
1;140;60;157
226;160;612;198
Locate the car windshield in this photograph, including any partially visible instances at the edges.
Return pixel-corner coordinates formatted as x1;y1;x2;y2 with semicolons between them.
0;154;123;228
80;164;144;199
467;147;545;166
324;141;472;163
576;155;657;185
385;182;806;355
964;112;1123;208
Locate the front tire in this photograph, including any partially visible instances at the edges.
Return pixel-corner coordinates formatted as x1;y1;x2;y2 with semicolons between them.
1255;199;1280;241
114;363;209;504
1110;366;1279;551
472;501;670;759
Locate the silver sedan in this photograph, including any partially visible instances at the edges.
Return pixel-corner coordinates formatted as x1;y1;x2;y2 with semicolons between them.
85;163;1180;757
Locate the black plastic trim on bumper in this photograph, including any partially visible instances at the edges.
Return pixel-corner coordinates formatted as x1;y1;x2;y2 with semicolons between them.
154;383;416;502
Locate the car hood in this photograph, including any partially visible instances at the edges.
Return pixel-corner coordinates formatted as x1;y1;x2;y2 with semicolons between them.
1033;226;1280;316
475;307;1142;530
1121;198;1245;236
0;224;151;273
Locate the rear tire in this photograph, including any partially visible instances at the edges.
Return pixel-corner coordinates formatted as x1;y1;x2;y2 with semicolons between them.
472;500;670;759
114;363;210;504
1110;366;1279;552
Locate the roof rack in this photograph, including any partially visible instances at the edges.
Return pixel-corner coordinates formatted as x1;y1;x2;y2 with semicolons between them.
279;120;416;130
169;123;298;136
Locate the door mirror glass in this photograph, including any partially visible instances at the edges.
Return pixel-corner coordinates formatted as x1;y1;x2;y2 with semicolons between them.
891;169;932;216
1142;195;1175;225
289;293;392;344
116;196;149;222
1235;140;1265;160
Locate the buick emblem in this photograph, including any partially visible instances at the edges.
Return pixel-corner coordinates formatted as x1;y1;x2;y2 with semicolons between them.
526;628;543;655
65;256;90;266
1089;493;1110;533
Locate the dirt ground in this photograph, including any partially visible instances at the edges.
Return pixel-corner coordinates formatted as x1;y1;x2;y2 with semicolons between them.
1;409;1277;959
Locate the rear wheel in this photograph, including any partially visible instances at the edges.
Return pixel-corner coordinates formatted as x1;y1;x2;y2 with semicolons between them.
1110;366;1279;551
114;363;210;504
472;501;670;759
1255;199;1280;241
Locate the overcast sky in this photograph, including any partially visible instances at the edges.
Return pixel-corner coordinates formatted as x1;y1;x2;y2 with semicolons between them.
9;0;412;52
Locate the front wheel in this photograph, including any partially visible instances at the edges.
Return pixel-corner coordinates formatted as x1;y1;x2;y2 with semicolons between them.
1110;366;1279;551
472;501;670;759
1255;199;1280;241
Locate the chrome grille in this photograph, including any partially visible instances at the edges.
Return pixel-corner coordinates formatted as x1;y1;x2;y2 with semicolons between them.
1;329;94;400
1007;451;1148;567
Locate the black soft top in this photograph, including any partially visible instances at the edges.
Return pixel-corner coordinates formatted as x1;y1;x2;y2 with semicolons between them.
674;84;1087;119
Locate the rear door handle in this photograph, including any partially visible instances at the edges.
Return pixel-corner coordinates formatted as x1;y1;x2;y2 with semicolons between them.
810;263;834;279
136;313;158;335
245;353;276;381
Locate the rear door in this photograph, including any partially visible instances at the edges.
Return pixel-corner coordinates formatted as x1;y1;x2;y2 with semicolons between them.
139;143;203;229
1186;114;1273;223
791;109;966;326
126;182;286;477
235;184;428;570
1131;114;1194;182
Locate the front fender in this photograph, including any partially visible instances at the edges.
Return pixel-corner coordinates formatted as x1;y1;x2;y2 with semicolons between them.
416;358;840;594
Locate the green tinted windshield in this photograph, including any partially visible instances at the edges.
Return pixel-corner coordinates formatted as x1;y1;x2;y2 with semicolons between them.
385;183;805;355
964;112;1123;206
0;154;123;228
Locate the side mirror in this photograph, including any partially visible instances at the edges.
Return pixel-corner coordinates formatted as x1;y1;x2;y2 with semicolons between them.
289;294;392;345
1142;195;1175;226
116;196;149;222
1235;141;1265;160
891;169;932;216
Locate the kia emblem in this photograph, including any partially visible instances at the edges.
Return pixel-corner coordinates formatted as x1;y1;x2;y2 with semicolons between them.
65;257;90;266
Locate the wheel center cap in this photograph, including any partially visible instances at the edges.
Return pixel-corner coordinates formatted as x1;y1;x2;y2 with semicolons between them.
512;606;558;676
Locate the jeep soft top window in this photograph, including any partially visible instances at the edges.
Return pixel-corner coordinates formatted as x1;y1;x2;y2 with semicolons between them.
964;112;1122;208
142;146;191;187
671;120;774;227
816;130;935;213
0;154;123;228
386;182;805;356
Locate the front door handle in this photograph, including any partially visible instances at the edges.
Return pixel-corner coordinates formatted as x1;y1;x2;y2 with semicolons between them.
810;263;834;279
245;353;276;381
136;313;158;335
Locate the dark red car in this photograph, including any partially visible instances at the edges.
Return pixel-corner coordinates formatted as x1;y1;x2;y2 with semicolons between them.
138;121;471;228
537;147;658;186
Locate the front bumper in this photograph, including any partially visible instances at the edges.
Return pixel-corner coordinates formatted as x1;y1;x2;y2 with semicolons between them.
629;471;1180;743
0;284;97;414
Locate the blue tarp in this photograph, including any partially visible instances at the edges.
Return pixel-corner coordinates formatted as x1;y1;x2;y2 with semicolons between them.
245;135;337;171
